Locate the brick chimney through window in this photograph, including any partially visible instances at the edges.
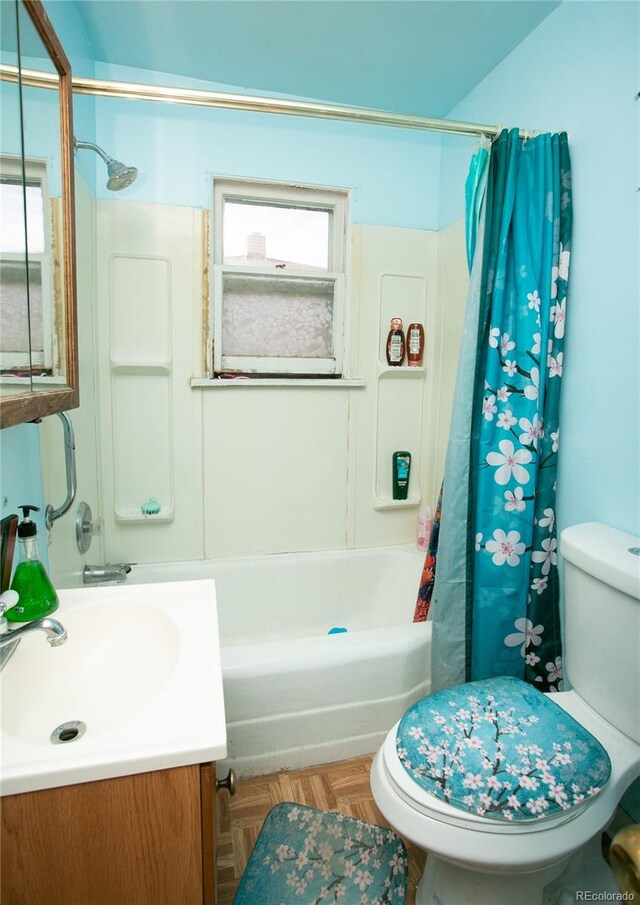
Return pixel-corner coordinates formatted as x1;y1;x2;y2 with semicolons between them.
247;231;266;260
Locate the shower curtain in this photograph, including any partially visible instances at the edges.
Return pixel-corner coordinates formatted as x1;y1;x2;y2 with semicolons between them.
413;139;490;623
429;127;572;695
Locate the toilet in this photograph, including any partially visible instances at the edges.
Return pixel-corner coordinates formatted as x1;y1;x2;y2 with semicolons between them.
370;522;640;905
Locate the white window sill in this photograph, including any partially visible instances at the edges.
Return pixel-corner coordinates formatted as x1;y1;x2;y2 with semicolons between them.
190;377;366;389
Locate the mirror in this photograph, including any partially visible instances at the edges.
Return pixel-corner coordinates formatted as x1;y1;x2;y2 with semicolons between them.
0;0;78;428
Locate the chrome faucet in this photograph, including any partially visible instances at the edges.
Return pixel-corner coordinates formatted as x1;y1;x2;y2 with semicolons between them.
83;563;131;585
0;591;68;673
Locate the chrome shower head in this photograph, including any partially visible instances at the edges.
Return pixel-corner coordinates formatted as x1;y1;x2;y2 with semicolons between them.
106;159;138;191
74;139;138;192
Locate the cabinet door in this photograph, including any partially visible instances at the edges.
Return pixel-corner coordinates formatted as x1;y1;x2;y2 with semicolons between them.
1;765;207;905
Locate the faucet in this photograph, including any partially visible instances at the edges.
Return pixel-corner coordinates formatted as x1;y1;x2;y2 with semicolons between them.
0;591;68;673
83;563;131;585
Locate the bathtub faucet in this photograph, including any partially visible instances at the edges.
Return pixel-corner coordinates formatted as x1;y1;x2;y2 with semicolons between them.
83;563;132;585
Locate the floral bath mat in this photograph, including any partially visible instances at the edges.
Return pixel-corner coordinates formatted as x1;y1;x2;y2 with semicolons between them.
233;802;408;904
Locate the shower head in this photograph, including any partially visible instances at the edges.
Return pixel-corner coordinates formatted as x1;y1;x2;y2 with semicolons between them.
74;139;138;192
106;159;138;191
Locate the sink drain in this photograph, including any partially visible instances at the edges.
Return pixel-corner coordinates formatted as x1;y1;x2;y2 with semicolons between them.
51;720;87;744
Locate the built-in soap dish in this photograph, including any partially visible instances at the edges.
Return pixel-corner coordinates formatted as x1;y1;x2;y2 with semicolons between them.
51;720;87;744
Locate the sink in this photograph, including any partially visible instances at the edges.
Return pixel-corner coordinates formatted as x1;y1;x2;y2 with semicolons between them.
0;579;227;796
3;601;179;744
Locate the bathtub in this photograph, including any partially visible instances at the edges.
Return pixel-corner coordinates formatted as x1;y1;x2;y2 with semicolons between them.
128;545;431;777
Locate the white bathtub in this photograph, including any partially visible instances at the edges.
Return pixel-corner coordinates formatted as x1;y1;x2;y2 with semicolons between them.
129;545;431;777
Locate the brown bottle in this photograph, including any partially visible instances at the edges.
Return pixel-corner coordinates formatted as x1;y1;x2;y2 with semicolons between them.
407;322;425;367
386;317;405;366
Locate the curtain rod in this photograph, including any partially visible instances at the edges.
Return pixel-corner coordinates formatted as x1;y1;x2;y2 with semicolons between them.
1;63;526;140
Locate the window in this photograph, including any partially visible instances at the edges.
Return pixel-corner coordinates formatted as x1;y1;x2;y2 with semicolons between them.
211;178;350;377
0;157;53;374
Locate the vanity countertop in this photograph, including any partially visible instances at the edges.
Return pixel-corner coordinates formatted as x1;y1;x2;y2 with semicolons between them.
0;579;227;796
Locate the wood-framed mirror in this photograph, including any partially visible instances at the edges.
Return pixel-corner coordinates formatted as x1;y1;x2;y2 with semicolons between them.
0;0;78;428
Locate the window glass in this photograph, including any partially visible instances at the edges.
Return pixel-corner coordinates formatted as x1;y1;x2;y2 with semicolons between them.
222;273;334;358
223;201;330;271
0;179;45;254
0;260;43;361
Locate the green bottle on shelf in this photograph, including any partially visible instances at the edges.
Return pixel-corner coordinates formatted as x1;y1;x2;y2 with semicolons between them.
6;505;58;623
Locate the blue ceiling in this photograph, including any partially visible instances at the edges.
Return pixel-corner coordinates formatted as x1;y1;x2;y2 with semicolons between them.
70;0;561;117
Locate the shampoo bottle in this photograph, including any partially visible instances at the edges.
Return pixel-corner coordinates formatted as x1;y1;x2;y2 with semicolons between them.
386;318;406;366
407;323;425;367
392;451;411;500
6;505;58;622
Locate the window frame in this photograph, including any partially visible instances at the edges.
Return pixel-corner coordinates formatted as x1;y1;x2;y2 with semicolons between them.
210;176;351;378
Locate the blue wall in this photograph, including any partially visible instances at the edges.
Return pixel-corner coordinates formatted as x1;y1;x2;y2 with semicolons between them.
0;425;48;574
44;0;97;190
2;0;96;193
91;63;443;228
43;0;94;80
440;0;640;538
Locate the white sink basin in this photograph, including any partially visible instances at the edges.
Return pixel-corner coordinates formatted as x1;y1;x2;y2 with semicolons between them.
0;579;227;796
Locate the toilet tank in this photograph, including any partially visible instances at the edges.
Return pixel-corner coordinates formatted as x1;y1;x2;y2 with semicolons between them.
561;522;640;743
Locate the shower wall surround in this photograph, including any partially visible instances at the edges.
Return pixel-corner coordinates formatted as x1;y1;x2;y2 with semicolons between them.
90;207;464;564
94;201;205;563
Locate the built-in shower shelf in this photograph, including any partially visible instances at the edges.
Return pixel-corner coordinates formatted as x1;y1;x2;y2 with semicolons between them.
115;506;174;524
373;274;428;508
373;495;421;511
110;362;171;376
376;365;426;377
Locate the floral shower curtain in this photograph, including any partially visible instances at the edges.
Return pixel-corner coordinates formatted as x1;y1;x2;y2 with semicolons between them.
429;127;572;694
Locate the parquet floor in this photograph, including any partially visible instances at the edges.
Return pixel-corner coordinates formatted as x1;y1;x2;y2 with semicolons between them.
215;754;426;904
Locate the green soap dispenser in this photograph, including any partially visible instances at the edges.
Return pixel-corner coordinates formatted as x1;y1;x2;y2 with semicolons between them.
6;505;58;622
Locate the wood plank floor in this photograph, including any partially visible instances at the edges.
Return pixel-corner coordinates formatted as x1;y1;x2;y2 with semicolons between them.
216;754;426;904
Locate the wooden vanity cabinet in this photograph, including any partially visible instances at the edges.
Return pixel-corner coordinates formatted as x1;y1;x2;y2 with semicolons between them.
1;762;217;905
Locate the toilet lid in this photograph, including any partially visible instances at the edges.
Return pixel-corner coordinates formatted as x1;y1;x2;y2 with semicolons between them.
394;676;611;824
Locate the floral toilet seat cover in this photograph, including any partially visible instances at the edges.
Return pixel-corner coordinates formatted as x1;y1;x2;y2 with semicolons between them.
395;676;611;823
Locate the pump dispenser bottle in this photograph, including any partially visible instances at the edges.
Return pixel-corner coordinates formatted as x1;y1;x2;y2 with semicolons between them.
6;505;58;622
